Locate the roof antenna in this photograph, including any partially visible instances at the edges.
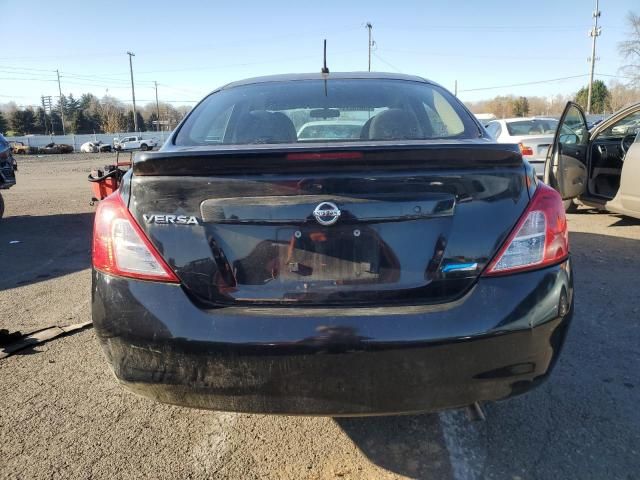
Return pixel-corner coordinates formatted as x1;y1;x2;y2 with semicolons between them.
321;39;329;74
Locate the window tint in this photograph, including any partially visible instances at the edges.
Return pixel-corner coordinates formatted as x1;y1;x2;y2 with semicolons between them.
506;119;558;136
175;79;478;146
485;122;501;138
558;105;587;146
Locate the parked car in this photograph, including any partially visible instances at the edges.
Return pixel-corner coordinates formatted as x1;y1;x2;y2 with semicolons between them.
297;120;364;141
611;117;640;136
546;101;640;219
113;135;158;151
36;142;74;154
9;141;33;155
485;117;558;178
92;72;573;416
0;134;18;219
80;141;112;153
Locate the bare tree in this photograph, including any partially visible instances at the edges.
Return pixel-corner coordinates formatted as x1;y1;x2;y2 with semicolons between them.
100;96;125;133
619;12;640;86
608;81;640;111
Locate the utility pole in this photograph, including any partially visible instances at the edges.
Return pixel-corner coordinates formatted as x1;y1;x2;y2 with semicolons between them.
154;81;160;132
41;95;54;135
127;51;138;132
586;0;601;115
454;80;458;97
366;23;373;72
56;70;66;135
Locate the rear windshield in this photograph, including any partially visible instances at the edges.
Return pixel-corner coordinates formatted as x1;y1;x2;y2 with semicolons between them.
506;119;558;136
175;78;479;146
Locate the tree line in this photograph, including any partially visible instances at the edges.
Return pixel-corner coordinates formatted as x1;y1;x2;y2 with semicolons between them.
465;80;640;118
0;94;192;136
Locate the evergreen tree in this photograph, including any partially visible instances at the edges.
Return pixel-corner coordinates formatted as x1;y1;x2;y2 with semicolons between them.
512;97;530;117
136;111;146;132
575;80;611;114
147;112;159;131
0;111;9;134
33;107;49;134
64;94;80;117
10;109;36;135
126;111;135;132
69;110;93;134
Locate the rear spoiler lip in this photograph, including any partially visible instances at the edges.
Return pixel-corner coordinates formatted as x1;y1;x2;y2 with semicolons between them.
133;142;523;176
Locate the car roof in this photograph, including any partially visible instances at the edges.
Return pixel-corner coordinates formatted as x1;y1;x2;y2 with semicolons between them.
220;72;434;90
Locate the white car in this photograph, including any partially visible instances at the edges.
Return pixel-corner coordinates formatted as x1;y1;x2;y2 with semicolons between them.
113;136;158;151
485;117;558;177
297;121;364;141
80;141;112;153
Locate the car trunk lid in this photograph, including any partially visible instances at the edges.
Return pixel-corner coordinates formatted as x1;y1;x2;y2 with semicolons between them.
128;143;529;306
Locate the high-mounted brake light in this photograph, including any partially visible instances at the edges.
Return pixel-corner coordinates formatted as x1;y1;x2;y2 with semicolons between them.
518;143;534;156
483;183;568;276
92;193;179;282
286;152;363;161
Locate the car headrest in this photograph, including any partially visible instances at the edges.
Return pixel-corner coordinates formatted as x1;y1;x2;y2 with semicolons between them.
234;111;297;144
360;117;375;139
368;109;422;140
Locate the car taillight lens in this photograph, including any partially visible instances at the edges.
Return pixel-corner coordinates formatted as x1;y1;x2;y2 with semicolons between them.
92;193;179;282
518;143;534;156
483;183;568;276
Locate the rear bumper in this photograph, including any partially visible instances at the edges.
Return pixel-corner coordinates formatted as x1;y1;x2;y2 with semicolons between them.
92;260;574;416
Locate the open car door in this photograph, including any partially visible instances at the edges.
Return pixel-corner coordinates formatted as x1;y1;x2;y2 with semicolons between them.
544;102;588;200
607;128;640;219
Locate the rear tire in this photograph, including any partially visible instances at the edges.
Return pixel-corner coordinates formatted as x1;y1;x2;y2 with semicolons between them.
563;199;578;213
140;143;148;151
0;193;4;220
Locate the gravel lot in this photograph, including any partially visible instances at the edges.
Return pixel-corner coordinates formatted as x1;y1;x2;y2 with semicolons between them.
1;153;639;479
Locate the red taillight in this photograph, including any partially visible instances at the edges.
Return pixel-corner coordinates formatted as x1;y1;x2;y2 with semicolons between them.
518;143;534;156
92;193;179;282
483;183;568;276
286;152;363;161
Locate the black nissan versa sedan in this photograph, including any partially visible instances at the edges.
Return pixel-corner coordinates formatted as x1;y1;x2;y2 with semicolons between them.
92;72;573;416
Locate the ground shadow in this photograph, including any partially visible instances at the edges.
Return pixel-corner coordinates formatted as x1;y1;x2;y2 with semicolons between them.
335;413;452;478
0;212;94;291
609;215;640;227
335;231;640;479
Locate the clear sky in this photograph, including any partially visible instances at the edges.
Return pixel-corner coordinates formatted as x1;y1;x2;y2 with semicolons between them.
1;0;636;108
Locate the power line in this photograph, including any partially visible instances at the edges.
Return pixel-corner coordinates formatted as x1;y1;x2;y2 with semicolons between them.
459;74;589;92
0;25;359;62
376;48;582;61
372;53;403;73
0;77;57;82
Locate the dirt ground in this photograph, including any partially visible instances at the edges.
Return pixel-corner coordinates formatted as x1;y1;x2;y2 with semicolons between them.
1;153;639;479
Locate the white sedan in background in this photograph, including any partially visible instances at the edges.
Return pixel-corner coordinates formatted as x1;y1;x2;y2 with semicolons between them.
485;117;558;177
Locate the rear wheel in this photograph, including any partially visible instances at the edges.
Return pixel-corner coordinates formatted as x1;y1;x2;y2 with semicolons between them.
140;143;148;151
0;193;4;219
563;199;578;213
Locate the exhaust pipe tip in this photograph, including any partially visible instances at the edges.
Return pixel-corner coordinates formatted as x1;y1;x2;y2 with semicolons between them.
466;402;486;422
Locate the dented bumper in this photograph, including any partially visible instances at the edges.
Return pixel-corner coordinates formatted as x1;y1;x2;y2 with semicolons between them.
92;260;573;416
